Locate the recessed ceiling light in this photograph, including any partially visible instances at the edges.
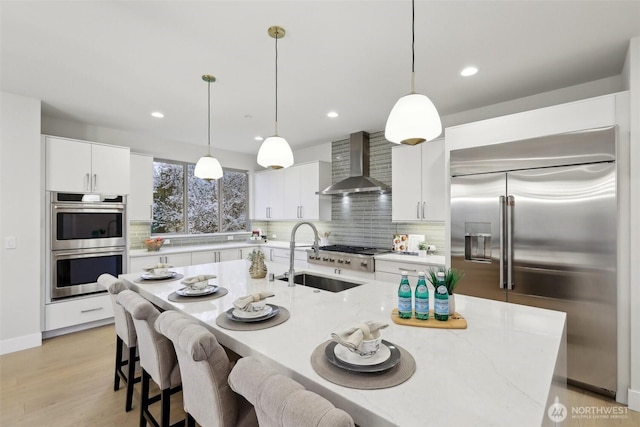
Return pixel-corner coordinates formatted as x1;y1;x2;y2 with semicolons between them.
151;111;164;118
327;111;339;118
460;66;478;77
254;136;264;141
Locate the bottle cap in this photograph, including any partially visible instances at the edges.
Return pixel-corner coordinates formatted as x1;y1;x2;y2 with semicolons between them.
418;271;425;276
401;271;408;275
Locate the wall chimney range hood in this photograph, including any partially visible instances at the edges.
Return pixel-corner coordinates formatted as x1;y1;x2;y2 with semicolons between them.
320;131;391;195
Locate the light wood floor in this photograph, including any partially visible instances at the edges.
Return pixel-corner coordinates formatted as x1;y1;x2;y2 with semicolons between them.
1;324;638;426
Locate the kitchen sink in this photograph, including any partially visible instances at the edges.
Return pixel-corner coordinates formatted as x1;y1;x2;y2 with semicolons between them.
277;273;364;293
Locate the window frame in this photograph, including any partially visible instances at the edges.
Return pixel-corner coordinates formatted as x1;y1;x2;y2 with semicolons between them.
152;158;249;235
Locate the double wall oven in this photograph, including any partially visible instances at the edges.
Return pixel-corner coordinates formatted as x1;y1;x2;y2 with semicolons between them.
47;192;127;300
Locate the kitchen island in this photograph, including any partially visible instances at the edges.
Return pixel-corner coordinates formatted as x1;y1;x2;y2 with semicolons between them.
121;259;566;427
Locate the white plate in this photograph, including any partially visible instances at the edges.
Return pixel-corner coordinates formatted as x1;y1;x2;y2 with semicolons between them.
140;271;177;280
176;285;218;297
232;305;273;319
333;342;391;366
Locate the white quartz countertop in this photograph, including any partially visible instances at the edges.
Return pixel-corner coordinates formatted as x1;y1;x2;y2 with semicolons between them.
120;259;566;427
129;240;300;257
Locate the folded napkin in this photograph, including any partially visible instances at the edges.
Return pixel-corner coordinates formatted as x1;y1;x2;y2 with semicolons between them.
233;291;275;311
330;321;389;351
143;263;172;271
181;274;216;285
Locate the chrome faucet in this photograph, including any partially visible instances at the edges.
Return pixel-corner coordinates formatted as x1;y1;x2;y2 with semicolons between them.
289;221;320;287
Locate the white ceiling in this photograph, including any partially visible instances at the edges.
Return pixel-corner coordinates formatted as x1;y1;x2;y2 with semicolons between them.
1;1;639;155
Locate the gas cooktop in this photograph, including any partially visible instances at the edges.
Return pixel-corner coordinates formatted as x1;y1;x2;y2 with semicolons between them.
319;245;390;255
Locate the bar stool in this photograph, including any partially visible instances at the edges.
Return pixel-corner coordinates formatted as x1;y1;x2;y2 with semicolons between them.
116;290;183;427
155;310;258;427
228;356;355;427
98;273;139;412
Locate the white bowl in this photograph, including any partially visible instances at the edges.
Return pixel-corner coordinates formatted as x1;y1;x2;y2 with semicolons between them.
153;267;169;276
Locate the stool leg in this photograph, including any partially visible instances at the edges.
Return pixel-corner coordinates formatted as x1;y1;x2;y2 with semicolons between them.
161;388;170;427
140;370;150;427
125;345;137;412
114;336;123;391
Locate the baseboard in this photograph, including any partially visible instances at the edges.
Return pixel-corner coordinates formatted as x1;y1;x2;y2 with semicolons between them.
0;332;42;355
42;317;114;339
628;387;640;413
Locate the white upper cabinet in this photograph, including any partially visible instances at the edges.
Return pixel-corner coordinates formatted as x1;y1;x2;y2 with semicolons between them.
129;153;154;221
252;168;284;220
45;136;130;194
283;161;331;221
392;138;445;221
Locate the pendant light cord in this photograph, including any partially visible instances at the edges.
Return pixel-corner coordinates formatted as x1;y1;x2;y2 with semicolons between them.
274;29;279;135
207;79;212;156
411;0;415;94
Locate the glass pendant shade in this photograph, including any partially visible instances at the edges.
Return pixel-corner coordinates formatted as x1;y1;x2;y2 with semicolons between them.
385;93;442;145
257;135;294;169
194;155;223;180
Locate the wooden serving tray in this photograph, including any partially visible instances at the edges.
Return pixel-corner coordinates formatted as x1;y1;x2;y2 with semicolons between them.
391;308;467;329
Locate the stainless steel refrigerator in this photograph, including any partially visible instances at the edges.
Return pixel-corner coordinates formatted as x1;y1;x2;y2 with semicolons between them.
450;126;617;397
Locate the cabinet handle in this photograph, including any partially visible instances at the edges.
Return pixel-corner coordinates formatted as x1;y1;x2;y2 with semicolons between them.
417;202;420;219
81;307;104;314
398;267;417;272
85;173;90;191
93;174;97;191
422;202;426;219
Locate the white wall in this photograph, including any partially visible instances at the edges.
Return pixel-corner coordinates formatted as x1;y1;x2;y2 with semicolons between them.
624;36;640;413
0;92;43;354
292;141;331;164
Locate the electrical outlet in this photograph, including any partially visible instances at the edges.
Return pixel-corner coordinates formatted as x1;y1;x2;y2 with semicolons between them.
227;235;233;241
164;239;171;245
5;236;17;249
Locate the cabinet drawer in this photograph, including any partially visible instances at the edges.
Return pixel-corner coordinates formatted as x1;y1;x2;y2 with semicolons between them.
45;294;114;331
375;259;441;278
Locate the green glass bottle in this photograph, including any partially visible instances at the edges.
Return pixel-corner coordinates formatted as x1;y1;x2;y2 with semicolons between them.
397;271;412;319
414;271;429;320
434;272;449;321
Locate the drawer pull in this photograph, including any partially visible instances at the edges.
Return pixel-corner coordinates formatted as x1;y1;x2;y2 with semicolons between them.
81;307;104;314
398;267;417;272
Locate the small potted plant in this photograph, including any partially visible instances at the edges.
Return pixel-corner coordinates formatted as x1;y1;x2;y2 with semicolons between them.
247;248;267;279
427;267;464;315
418;242;428;257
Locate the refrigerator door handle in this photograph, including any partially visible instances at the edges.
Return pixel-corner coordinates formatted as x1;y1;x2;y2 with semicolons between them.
499;196;506;289
506;195;515;290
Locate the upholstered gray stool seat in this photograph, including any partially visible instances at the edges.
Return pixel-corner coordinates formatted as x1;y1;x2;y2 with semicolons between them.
117;290;183;427
155;310;258;427
228;356;355;427
98;273;140;412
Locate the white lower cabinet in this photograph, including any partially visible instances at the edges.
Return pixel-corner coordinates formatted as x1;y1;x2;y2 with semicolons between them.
268;247;309;269
308;264;375;281
375;259;444;283
129;252;192;273
45;294;114;331
191;248;246;265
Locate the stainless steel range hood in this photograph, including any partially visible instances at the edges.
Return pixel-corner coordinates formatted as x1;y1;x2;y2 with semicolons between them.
320;131;391;195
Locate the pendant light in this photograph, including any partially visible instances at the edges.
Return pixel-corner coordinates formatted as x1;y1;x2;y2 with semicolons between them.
385;0;442;145
257;26;294;169
194;74;223;180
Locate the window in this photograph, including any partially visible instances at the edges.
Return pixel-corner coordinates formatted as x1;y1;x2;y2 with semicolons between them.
152;160;248;234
